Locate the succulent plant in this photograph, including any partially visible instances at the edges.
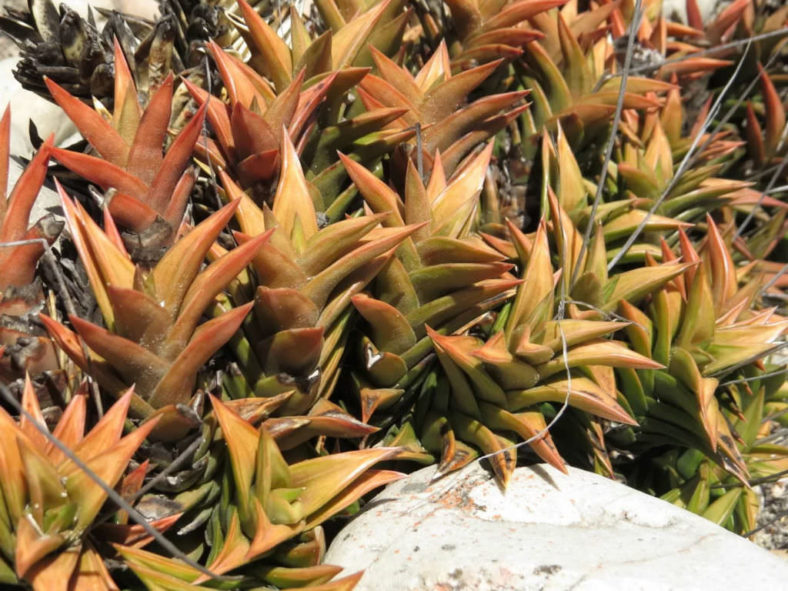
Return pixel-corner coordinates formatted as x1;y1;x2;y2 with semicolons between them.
0;378;169;589
0;0;786;588
41;192;267;436
0;106;61;379
45;41;203;240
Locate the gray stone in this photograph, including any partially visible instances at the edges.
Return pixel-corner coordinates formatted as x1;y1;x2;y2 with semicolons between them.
325;463;788;590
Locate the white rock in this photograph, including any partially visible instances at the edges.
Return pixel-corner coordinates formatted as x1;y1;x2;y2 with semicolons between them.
326;463;788;590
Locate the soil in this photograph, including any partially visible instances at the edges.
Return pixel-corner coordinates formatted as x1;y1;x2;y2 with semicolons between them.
753;479;788;558
752;426;788;560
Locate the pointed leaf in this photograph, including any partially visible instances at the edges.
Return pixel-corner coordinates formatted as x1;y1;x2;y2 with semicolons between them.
167;229;272;348
149;303;253;408
2;138;52;243
758;64;786;155
50;148;147;200
44;78;128;166
273;131;319;245
603;262;693;311
14;517;67;579
68;388;136;466
508;377;637;425
290;448;400;517
71;314;170;394
146;102;205;214
152;201;240;316
66;416;159;530
239;0;293;90
537;340;663;378
47;394;86;465
125;75;174;183
352;293;416;355
431;143;493;238
209;395;258;512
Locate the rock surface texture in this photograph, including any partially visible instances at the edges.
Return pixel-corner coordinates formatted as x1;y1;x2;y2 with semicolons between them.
325;464;788;590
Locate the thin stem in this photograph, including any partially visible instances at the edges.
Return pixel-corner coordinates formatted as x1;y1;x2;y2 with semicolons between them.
608;27;788;78
608;41;753;271
734;139;788;242
760;264;788;297
711;468;788;490
131;436;204;501
720;367;788;387
571;0;644;289
416;122;424;181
